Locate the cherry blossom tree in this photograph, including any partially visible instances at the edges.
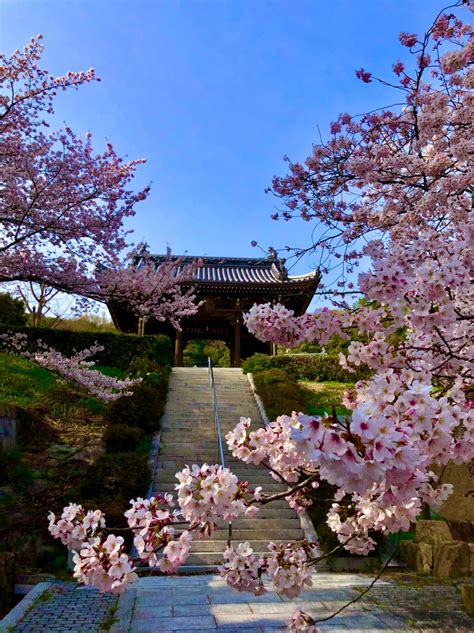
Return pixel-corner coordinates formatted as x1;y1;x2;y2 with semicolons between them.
100;247;202;335
0;37;201;332
47;4;473;631
0;35;148;295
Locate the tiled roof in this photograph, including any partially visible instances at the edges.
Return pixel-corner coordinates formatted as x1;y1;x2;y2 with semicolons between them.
141;255;319;286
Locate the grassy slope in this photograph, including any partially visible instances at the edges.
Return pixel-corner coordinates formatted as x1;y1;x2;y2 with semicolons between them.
301;380;354;416
0;353;56;408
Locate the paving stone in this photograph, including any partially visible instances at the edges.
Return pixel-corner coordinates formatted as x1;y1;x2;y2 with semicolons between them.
174;630;259;633
209;590;282;604
173;603;253;616
131;614;217;631
133;604;173;618
214;612;289;628
248;601;327;616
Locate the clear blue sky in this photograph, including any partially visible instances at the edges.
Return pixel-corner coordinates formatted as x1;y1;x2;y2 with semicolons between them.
1;0;449;290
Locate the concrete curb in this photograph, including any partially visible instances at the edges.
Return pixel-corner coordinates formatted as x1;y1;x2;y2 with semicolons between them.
0;582;53;630
246;373;269;426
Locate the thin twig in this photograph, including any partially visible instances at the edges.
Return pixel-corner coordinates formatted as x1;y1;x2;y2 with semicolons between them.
314;532;400;624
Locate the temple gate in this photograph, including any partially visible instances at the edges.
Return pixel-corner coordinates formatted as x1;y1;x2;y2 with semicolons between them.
107;254;320;367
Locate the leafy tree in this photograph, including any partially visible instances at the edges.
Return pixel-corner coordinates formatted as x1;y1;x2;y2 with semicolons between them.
0;292;27;326
204;340;231;367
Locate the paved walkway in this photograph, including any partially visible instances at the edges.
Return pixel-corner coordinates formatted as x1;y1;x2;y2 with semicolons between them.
4;572;473;632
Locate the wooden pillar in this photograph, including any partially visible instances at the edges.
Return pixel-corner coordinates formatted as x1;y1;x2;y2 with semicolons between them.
138;316;146;336
233;319;241;367
271;342;277;356
175;330;183;366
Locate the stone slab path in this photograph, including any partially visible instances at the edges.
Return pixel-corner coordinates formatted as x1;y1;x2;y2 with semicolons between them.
3;572;473;631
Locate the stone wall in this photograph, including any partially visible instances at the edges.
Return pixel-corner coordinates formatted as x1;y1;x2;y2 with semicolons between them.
401;520;474;578
439;462;474;522
0;404;17;450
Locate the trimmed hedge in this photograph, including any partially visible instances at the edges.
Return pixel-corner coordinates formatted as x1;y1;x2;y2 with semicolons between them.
243;352;370;382
0;324;172;369
105;381;169;433
252;368;307;420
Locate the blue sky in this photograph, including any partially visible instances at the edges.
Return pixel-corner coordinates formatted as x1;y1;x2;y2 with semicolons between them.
2;0;449;300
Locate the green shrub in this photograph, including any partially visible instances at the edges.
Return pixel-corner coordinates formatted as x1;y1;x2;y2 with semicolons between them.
0;293;27;326
0;448;35;491
253;368;307;419
103;424;145;452
0;325;173;370
242;352;370;382
253;367;289;386
242;353;273;374
80;452;149;500
127;357;171;388
105;383;166;433
273;354;368;382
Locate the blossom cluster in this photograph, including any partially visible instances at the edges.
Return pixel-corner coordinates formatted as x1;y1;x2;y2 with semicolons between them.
288;609;321;633
72;534;138;594
220;541;315;599
48;504;105;550
100;246;202;333
0;332;140;400
266;542;316;598
228;370;473;554
125;495;193;572
31;344;140;400
175;463;249;535
219;542;266;595
243;303;343;349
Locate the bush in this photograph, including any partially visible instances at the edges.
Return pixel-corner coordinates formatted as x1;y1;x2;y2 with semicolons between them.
243;352;370;382
105;383;167;433
103;423;145;452
0;293;27;326
253;367;289;386
80;452;149;500
253;368;307;420
0;447;35;491
273;354;368;382
0;325;173;370
242;353;273;374
127;357;171;388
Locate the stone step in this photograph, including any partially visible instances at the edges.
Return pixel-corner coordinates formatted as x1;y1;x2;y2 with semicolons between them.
179;552;266;566
148;367;313;571
189;540;292;553
153;470;281;484
152;483;288;493
209;528;304;540
211;517;302;529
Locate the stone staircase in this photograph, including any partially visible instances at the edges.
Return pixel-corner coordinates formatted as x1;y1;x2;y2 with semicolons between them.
150;367;306;568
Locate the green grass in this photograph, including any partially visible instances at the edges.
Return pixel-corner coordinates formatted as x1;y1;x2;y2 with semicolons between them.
0;353;111;415
301;380;354;416
0;353;56;407
93;365;126;378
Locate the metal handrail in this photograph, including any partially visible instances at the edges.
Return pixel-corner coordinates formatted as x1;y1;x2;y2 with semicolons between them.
208;357;232;546
208;357;226;469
